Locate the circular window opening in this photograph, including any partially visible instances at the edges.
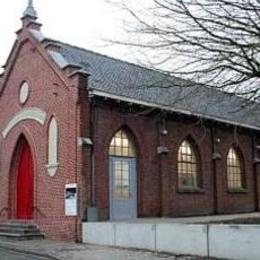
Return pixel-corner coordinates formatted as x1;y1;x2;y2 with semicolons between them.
19;82;30;104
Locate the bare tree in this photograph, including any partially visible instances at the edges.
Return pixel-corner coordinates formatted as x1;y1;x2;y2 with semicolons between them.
108;0;260;101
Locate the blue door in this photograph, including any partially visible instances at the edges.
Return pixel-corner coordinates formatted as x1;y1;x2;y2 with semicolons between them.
109;157;137;220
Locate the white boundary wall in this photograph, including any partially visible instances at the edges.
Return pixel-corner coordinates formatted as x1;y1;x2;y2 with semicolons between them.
209;225;260;260
82;223;260;260
156;224;208;256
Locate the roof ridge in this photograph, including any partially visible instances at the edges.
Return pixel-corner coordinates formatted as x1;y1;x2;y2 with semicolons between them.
46;38;257;108
36;36;260;129
47;38;174;76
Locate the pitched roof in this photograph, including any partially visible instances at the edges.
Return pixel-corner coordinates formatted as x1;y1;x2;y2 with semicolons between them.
32;30;260;131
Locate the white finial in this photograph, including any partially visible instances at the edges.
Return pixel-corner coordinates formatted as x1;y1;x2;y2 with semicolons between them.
23;0;37;19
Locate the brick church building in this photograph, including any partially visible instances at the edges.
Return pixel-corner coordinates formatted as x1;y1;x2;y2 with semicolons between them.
1;1;260;241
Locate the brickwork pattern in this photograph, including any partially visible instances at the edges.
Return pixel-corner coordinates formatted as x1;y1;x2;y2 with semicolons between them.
0;19;260;241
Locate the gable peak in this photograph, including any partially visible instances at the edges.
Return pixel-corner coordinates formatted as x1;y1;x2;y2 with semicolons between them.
21;0;42;31
22;0;38;20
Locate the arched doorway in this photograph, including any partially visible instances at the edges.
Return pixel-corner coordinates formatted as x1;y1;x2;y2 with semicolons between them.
109;129;137;220
16;138;34;219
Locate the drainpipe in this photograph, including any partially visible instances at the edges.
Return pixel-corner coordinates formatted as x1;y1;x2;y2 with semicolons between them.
75;74;89;241
157;117;163;217
210;126;218;214
81;92;100;222
251;134;259;211
90;95;96;207
75;93;79;242
157;114;169;217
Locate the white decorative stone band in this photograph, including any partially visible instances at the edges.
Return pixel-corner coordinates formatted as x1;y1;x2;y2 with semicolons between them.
46;163;59;177
2;107;47;139
47;117;59;177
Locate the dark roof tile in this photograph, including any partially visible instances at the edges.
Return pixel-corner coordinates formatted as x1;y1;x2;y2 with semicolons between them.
49;39;260;130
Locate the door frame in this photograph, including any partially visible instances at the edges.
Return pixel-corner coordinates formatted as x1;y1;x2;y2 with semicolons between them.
109;156;137;220
8;135;36;220
16;139;34;219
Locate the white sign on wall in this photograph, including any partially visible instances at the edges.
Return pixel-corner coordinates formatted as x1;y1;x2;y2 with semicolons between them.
65;183;77;216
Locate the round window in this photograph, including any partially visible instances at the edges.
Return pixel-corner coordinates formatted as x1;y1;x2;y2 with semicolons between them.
19;82;30;104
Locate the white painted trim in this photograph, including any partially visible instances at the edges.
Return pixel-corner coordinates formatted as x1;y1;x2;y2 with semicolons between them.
90;90;260;131
47;117;59;177
46;163;59;177
19;81;30;104
46;163;59;169
65;183;77;189
2;107;47;139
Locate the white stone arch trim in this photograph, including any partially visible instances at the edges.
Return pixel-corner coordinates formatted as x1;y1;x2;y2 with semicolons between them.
2;107;47;139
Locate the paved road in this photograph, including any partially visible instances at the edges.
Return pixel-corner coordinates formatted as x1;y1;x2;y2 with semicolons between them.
0;248;52;260
0;241;216;260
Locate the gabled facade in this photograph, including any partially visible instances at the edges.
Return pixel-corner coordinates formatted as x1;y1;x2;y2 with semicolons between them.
0;3;89;240
1;1;260;241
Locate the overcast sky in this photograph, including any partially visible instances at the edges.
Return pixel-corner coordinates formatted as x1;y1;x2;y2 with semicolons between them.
0;0;142;69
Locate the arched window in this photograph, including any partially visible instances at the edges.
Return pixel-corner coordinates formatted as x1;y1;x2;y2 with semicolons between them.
47;117;59;176
178;139;200;188
109;129;137;211
227;147;245;189
109;129;136;157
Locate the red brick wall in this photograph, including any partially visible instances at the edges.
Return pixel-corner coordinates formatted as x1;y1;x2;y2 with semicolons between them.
215;128;256;213
92;101;258;219
1;23;260;242
162;119;214;217
93;103;161;219
0;31;83;240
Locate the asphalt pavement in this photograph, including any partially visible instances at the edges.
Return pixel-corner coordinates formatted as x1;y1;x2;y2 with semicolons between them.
0;240;221;260
0;247;52;260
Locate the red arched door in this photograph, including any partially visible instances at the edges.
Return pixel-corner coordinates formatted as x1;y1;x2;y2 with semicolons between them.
16;141;34;219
